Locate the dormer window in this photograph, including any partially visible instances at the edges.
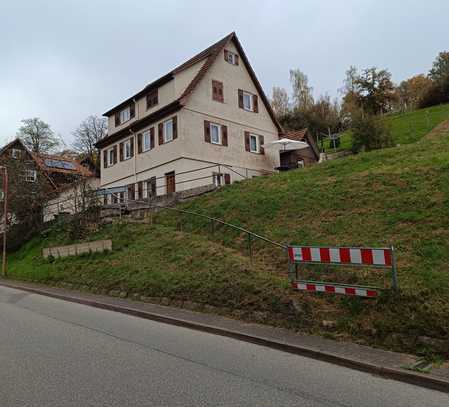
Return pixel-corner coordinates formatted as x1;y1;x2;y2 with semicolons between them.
115;104;135;126
120;107;130;124
146;89;158;109
224;49;239;65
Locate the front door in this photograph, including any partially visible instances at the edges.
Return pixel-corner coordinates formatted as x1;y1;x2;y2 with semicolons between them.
165;171;175;194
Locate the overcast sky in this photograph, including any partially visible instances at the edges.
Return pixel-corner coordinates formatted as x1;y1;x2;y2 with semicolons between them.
1;0;448;147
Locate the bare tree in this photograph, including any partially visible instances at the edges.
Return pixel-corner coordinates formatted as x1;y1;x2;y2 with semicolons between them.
271;87;290;116
17;118;60;154
72;115;107;162
290;69;314;110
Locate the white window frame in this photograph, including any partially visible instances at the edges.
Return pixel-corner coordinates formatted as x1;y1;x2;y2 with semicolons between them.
213;172;224;187
164;119;173;143
142;130;152;152
108;148;115;166
119;107;131;125
226;50;237;65
210;123;222;145
249;134;260;153
11;148;21;159
243;91;253;111
124;139;132;160
25;169;37;183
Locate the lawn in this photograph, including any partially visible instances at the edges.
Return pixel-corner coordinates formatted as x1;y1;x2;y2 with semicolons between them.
323;103;449;152
7;120;449;357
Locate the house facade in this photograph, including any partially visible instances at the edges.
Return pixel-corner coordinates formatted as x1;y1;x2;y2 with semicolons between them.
280;129;320;169
0;138;98;224
96;32;282;203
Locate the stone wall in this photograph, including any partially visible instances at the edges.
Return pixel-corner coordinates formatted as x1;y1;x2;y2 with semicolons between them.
43;240;112;259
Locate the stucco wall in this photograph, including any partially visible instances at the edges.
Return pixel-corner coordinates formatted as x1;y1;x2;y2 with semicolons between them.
100;38;280;193
44;177;100;222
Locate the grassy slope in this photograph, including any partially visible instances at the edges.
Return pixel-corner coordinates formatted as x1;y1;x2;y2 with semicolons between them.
7;120;449;356
324;103;449;151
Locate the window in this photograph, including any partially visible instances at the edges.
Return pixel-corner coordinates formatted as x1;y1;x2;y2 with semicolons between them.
119;107;131;124
212;80;224;102
147;177;157;198
213;172;224;187
243;92;253;111
210;123;221;145
124;139;132;159
25;169;37;183
250;134;259;153
224;50;239;65
143;130;152;151
164;119;173;143
11;148;21;159
146;89;158;109
108;148;115;166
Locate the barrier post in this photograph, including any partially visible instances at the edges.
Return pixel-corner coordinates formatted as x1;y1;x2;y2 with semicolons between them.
391;245;398;290
287;246;296;282
247;233;252;263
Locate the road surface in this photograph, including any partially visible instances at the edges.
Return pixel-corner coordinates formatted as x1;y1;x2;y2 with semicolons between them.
0;285;446;406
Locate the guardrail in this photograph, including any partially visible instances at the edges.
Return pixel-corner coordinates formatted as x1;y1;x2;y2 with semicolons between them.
148;204;287;262
288;244;398;298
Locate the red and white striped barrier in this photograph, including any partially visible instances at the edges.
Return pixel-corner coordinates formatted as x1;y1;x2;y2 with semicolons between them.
288;246;392;267
292;282;379;298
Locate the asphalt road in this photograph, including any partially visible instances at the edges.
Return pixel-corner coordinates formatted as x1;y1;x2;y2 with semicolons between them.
0;285;447;407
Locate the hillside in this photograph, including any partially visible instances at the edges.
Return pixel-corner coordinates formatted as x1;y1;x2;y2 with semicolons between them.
7;120;449;357
325;102;449;151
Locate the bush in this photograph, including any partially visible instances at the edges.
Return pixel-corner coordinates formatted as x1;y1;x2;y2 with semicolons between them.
351;114;394;153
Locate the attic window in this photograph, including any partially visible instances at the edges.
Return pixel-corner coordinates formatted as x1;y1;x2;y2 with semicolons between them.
11;148;21;159
224;50;239;66
146;89;158;109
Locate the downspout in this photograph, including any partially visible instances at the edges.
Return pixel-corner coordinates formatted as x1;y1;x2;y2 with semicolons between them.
131;97;138;184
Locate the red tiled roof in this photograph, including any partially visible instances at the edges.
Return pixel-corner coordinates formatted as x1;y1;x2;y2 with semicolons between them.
285;129;308;141
97;32;282;148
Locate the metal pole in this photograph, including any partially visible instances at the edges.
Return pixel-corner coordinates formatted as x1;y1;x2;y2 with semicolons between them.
391;245;398;290
247;233;252;263
2;167;8;277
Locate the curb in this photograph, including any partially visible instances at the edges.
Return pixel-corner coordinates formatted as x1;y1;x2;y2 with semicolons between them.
1;280;448;394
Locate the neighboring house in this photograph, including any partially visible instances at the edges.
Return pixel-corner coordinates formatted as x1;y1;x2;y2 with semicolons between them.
95;32;282;203
0;138;98;223
280;129;320;169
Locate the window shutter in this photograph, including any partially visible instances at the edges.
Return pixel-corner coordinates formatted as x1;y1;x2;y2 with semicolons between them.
259;135;265;154
103;195;108;205
224;49;229;62
238;89;244;108
235;54;239;65
204;121;211;143
244;131;250;151
115;113;120;126
130;103;135;118
137;133;142;153
130;137;134;157
253;95;259;113
103;150;108;168
150;127;155;149
113;145;118;164
158;123;164;145
138;181;143;200
172;116;178;139
222;125;228;146
224;173;231;185
212;80;223;102
119;142;124;161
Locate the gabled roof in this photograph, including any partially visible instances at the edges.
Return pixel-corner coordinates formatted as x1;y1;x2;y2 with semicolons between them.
0;138;95;189
285;129;320;159
96;32;282;149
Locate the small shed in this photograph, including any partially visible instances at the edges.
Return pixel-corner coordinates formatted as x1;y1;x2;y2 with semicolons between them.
280;129;320;169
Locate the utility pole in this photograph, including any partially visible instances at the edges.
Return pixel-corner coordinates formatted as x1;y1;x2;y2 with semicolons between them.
0;166;8;277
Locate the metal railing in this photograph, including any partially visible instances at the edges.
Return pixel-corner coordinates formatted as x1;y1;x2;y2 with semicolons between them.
147;203;287;262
